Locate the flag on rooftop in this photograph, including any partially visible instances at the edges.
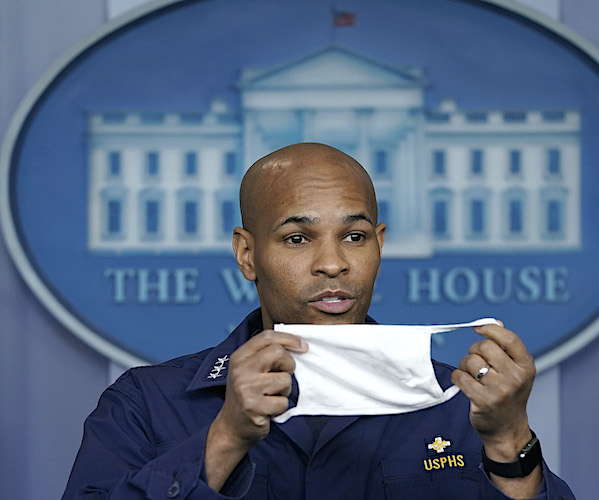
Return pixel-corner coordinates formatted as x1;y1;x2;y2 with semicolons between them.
332;9;356;27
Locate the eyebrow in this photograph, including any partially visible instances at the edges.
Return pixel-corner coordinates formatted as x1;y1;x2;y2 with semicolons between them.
275;213;374;230
343;213;374;225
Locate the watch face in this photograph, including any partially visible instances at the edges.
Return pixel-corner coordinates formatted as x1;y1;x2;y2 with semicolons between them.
520;433;539;457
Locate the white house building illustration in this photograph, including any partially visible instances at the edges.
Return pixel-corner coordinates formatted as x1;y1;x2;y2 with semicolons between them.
87;45;581;257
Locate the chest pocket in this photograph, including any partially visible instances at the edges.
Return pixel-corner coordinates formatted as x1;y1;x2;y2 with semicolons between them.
381;451;480;500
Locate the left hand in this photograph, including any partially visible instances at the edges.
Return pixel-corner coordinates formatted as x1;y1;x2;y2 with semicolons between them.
451;321;536;456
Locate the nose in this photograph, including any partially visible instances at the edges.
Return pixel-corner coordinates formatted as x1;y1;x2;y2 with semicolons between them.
311;237;350;278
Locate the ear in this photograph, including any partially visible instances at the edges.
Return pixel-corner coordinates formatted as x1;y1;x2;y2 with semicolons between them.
375;222;386;274
375;222;386;256
232;227;257;281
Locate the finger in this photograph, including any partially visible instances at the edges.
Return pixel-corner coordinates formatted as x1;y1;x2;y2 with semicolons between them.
458;352;483;373
260;395;292;418
458;353;494;381
472;323;532;366
237;330;308;360
231;330;307;369
467;338;512;374
228;372;293;411
451;368;487;402
253;343;299;373
260;372;293;397
231;343;298;379
238;393;291;423
263;329;309;353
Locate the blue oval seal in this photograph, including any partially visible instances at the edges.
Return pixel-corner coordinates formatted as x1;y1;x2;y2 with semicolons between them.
2;0;599;368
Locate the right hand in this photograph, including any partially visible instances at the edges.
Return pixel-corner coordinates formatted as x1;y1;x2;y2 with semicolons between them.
215;329;308;446
205;330;307;489
205;329;308;493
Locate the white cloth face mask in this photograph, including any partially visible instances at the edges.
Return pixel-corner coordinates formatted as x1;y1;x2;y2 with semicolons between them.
273;318;499;424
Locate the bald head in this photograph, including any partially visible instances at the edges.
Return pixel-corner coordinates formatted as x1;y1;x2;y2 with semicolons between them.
239;143;377;233
233;142;386;328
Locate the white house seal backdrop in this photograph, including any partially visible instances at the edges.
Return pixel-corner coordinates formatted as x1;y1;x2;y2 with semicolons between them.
1;0;599;368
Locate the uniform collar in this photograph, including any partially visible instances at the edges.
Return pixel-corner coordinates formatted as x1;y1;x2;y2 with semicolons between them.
186;308;263;392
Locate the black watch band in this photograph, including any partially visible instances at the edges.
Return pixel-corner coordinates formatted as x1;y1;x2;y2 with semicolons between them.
482;430;542;478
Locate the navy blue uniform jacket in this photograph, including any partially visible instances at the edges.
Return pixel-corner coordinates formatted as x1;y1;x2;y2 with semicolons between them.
62;309;575;499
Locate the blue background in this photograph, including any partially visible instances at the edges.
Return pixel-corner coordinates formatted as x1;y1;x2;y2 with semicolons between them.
9;0;599;363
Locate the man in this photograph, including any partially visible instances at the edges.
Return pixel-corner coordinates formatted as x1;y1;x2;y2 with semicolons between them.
62;143;574;499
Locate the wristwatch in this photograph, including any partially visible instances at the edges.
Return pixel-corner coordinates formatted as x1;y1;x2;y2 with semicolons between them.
482;430;542;478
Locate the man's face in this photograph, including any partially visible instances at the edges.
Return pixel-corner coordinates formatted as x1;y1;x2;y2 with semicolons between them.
236;150;385;329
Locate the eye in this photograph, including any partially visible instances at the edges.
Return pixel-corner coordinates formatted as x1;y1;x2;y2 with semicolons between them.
285;234;308;245
343;232;365;243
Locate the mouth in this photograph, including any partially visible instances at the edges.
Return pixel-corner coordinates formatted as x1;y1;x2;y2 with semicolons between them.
309;291;355;315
